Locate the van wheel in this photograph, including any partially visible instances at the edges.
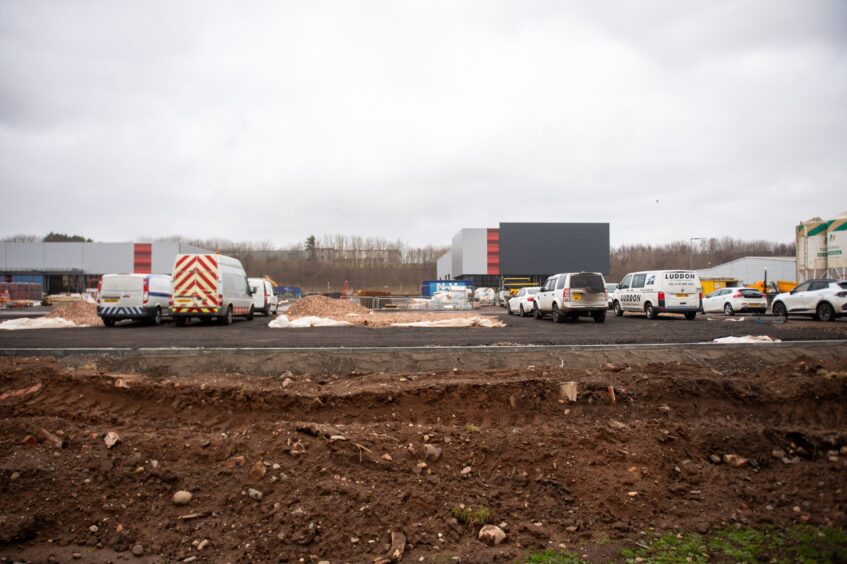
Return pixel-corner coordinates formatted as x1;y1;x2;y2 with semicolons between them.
551;303;564;323
817;302;836;322
103;318;115;327
175;317;186;327
772;302;787;318
613;302;623;317
645;303;658;319
724;303;734;316
592;310;606;323
150;307;162;326
247;306;255;321
684;311;697;320
223;306;233;325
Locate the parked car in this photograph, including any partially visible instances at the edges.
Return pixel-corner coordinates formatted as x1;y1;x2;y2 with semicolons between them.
611;270;701;320
506;286;540;317
701;287;767;315
248;277;278;316
172;253;254;326
605;283;618;308
97;274;173;327
533;272;607;323
770;279;847;322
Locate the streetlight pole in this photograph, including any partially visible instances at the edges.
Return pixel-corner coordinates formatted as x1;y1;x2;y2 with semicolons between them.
689;237;704;270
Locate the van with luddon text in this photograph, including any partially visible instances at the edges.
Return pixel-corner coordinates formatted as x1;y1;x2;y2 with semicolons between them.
611;270;701;320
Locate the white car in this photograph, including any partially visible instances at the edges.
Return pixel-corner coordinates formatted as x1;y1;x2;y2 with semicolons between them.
701;287;767;316
605;283;618;308
534;272;608;323
506;286;540;317
248;277;279;316
771;279;847;322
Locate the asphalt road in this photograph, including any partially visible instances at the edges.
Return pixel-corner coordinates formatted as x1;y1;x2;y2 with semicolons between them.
2;308;846;350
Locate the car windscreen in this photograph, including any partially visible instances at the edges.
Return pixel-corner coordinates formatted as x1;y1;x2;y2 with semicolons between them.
570;273;605;293
101;276;143;292
739;289;763;298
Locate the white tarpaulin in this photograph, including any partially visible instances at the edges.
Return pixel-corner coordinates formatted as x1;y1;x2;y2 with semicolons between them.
0;317;79;330
268;315;352;328
712;335;781;344
390;316;504;328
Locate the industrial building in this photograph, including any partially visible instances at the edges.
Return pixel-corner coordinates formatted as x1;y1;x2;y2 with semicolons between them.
695;256;796;285
437;222;610;287
0;242;208;294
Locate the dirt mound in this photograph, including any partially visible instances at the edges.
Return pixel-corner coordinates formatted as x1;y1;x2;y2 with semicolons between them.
45;300;101;326
0;355;845;562
286;295;371;317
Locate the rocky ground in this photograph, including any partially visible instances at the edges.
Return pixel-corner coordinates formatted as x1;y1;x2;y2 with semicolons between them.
0;352;845;563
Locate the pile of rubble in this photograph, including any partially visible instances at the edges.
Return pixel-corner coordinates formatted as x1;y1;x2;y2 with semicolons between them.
46;300;102;326
285;295;371;317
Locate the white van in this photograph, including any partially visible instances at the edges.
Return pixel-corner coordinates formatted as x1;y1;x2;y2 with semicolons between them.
97;274;173;327
248;277;279;316
172;254;254;326
611;270;701;320
534;272;608;323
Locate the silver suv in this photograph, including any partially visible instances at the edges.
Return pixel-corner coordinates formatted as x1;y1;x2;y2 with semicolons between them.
533;272;608;323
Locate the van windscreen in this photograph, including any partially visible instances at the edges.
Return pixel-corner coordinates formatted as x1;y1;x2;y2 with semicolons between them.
570;273;605;293
101;277;143;292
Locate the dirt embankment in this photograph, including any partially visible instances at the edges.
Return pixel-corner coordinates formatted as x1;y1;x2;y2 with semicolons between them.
46;301;101;326
0;356;845;562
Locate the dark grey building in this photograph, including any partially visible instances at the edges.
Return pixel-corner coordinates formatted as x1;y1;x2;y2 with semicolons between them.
437;222;610;287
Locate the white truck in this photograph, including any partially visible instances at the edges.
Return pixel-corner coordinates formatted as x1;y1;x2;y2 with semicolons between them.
172;253;254;326
97;274;173;326
611;270;701;320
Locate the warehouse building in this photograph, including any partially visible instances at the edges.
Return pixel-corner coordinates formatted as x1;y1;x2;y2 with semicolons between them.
695;256;796;285
0;242;208;294
437;222;610;287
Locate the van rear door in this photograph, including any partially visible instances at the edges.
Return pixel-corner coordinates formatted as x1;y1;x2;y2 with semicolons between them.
100;276;144;309
173;254;221;312
661;271;700;308
569;273;606;306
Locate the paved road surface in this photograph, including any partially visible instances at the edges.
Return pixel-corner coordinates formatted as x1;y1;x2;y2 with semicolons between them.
2;309;845;350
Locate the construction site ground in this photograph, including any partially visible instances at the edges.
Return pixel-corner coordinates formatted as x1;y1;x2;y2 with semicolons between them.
2;306;847;351
1;339;846;563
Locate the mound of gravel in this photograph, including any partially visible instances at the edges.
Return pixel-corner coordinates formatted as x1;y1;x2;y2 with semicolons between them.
46;300;102;326
286;296;371;318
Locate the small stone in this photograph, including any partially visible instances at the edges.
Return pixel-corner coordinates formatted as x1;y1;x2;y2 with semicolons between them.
627;491;638;497
197;539;209;550
72;553;82;560
131;544;144;556
723;454;748;467
22;435;37;446
478;524;507;545
272;463;281;470
828;455;839;462
793;506;801;513
250;460;267;481
657;404;671;414
424;444;442;462
150;460;159;469
172;490;193;505
840;446;847;455
566;525;578;532
104;431;120;449
772;449;786;459
709;454;721;464
247;488;263;501
382;454;393;461
282;377;293;387
608;419;628;430
452;367;459;373
10;471;20;481
89;525;98;533
461;466;472;475
182;558;197;563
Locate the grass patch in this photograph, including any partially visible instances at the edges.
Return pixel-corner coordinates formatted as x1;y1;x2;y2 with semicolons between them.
621;526;847;564
522;549;583;563
450;505;493;526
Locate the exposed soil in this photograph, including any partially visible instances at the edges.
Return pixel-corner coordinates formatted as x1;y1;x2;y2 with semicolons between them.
45;301;101;327
286;296;372;317
0;353;846;563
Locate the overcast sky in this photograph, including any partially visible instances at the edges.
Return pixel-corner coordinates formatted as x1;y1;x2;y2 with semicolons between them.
1;1;845;248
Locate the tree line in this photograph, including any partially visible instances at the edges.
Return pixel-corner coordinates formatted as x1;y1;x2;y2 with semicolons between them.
3;232;795;292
